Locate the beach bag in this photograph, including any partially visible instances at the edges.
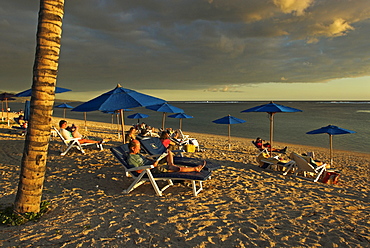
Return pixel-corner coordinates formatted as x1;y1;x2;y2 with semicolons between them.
185;144;196;153
321;170;340;184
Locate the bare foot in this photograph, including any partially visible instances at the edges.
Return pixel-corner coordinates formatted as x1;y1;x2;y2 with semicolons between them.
195;160;207;172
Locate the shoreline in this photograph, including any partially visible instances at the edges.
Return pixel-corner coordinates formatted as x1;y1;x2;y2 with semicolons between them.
0;116;369;247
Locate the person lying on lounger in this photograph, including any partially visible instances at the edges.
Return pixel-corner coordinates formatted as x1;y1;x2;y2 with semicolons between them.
59;120;107;145
127;140;205;174
254;137;287;153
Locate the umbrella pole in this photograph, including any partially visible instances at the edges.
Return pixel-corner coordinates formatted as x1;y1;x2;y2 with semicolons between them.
162;112;166;130
84;112;87;131
329;134;333;165
269;113;274;156
63;108;66;118
120;109;125;143
116;113;120;139
1;101;3;121
6;99;9;126
228;124;231;150
179;118;182;130
111;114;114;131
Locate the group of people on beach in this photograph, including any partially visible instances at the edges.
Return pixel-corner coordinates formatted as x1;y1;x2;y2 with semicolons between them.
124;122;205;173
59;120;205;174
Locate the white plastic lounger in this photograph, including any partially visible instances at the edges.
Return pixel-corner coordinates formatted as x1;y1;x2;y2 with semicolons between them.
287;153;326;182
52;126;103;156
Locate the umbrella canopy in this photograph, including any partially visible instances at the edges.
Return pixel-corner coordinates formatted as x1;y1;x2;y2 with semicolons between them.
0;92;16;122
306;125;356;164
168;113;193;130
127;113;149;124
24;100;31;121
14;86;71;97
241;101;302;156
146;102;184;130
212;115;246;149
72;84;165;112
55;103;73;109
55;103;74;118
72;84;166;143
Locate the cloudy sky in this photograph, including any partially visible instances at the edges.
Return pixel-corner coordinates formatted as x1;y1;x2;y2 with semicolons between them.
1;0;370;101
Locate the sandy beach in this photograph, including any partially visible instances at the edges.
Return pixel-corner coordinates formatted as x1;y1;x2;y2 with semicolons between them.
0;115;369;247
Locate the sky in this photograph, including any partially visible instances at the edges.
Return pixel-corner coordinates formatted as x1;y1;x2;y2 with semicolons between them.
1;0;370;102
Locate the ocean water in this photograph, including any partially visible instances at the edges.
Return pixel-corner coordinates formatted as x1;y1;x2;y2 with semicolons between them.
7;101;370;154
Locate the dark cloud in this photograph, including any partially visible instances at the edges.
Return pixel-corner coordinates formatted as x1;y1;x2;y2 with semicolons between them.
1;0;370;95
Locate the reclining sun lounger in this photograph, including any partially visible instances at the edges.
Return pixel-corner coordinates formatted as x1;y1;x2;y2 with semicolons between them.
256;151;295;173
286;152;327;182
110;145;212;196
52;126;103;156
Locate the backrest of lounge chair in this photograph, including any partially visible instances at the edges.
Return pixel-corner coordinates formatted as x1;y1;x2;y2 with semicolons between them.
177;129;190;140
110;146;140;177
291;153;316;172
52;126;69;145
139;137;166;155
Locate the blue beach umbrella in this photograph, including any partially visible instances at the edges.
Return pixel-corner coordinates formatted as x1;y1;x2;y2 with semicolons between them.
72;84;165;143
306;125;356;164
241;101;302;155
146;102;184;130
55;103;74;118
212;115;246;148
14;86;71;97
127;113;149;124
168;113;193;130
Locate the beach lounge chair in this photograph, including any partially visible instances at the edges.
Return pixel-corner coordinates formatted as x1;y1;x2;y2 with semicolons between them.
256;151;295;173
110;145;212;196
120;142;221;172
175;129;200;152
286;152;327;182
52;126;103;156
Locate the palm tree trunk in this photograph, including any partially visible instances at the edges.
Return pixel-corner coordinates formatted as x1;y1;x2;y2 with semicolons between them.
14;0;65;214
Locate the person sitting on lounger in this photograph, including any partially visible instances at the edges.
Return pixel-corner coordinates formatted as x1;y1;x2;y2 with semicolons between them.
125;127;137;143
59;120;107;145
160;131;177;150
127;140;205;174
254;137;287;153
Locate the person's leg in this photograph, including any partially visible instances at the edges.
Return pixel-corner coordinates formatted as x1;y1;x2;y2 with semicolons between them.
168;160;206;172
166;150;175;165
78;139;100;144
79;138;109;144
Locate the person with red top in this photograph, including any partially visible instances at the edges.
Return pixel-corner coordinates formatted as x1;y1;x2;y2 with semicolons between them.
160;131;177;149
254;137;287;153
